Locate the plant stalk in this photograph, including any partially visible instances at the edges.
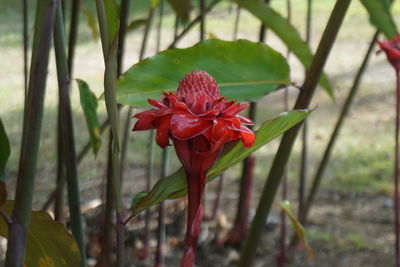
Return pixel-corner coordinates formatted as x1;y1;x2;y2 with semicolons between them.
5;1;57;265
232;5;241;40
155;147;169;267
53;4;87;266
168;0;220;49
95;1;124;266
67;0;81;75
396;66;400;267
299;31;379;224
237;1;351;265
199;0;206;41
298;0;313;217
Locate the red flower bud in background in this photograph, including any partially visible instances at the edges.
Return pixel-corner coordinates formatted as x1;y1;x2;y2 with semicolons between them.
132;70;255;266
378;34;400;69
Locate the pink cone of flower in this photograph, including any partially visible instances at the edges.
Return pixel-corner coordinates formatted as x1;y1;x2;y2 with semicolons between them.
132;70;255;267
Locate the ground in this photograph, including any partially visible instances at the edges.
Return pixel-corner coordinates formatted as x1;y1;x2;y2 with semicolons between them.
1;0;400;266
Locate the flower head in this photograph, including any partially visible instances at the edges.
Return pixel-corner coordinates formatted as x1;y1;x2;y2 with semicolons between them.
132;70;255;267
378;34;400;69
133;70;255;173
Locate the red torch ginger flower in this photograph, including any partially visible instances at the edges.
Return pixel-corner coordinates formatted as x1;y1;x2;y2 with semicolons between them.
378;34;400;69
133;70;255;267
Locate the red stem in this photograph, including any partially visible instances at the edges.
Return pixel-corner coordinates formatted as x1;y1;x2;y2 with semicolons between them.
181;171;206;267
395;70;400;267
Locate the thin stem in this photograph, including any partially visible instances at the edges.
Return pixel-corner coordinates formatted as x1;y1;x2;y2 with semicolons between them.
120;6;156;183
117;0;130;77
156;0;165;52
155;147;169;267
67;0;81;75
298;0;313;218
199;0;206;41
22;0;28;104
396;68;400;267
139;130;155;260
232;5;241;40
299;31;379;224
53;5;87;266
95;1;123;266
5;1;57;265
237;1;351;265
168;0;220;49
278;1;291;265
54;115;65;223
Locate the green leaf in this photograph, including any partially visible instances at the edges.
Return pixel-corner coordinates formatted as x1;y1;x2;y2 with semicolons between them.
117;39;290;107
167;0;192;22
127;18;148;33
360;0;398;39
131;110;310;215
76;80;102;157
278;201;315;260
82;8;99;40
232;0;333;97
0;118;10;180
0;200;81;266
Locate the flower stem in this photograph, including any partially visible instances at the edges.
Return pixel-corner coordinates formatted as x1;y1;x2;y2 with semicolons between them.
182;171;207;267
237;1;351;265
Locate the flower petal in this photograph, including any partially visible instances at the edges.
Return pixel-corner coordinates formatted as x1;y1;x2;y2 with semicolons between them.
154;115;172;148
170;113;210;140
236;114;254;125
133;115;156;131
238;125;255;148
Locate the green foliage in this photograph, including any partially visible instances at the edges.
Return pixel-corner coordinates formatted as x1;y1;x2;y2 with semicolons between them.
0;201;81;266
232;0;334;97
131;110;310;215
76;79;102;157
167;0;192;22
360;0;398;39
117;39;290;107
279;201;314;260
0;118;10;180
127;18;148;33
82;8;99;40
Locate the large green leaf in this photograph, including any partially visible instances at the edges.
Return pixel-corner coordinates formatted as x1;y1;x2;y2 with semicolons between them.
117;39;290;107
131;109;310;215
232;0;333;97
0;118;10;180
360;0;398;39
76;79;102;157
0;201;81;266
167;0;192;22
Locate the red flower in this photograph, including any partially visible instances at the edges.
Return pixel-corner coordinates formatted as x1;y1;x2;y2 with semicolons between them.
378;34;400;69
133;70;255;267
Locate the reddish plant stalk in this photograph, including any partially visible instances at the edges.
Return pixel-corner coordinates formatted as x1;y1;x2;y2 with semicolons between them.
395;69;400;267
182;170;207;266
224;156;255;246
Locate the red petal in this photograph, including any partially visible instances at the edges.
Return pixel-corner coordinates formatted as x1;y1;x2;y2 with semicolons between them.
154;116;172;148
211;120;228;142
236;114;254;125
170;113;210;140
148;98;166;108
238;125;255;147
133;115;156;131
223;103;249;116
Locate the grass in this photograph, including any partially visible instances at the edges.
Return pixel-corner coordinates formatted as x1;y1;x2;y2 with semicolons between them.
1;0;400;208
